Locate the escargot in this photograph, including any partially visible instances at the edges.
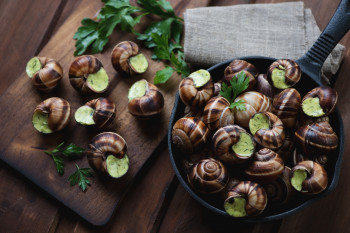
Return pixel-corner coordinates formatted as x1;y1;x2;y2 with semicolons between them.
26;57;63;92
267;59;301;89
69;55;109;95
75;97;116;128
223;60;257;91
128;79;164;118
87;132;129;178
188;158;229;194
111;41;148;75
202;96;234;131
32;97;70;134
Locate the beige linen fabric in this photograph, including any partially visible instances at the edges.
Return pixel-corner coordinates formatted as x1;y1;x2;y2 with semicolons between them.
184;2;345;83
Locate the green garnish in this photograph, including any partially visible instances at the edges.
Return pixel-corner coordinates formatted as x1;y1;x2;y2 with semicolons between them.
219;71;250;110
68;164;93;192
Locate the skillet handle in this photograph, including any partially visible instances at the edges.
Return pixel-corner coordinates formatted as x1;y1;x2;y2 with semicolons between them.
297;0;350;82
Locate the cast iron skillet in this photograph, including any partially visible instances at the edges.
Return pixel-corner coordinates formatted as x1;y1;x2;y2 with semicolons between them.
168;0;349;222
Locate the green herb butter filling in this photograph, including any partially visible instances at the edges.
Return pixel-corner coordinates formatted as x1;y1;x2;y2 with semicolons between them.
129;53;148;73
302;97;325;117
291;169;307;191
106;155;129;178
128;79;147;101
189;69;210;88
32;111;52;134
86;68;109;92
249;113;270;136
26;57;42;78
224;197;248;217
271;65;289;89
232;132;254;156
74;106;95;125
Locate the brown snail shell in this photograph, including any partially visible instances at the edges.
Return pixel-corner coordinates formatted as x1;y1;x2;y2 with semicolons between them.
111;41;147;75
223;60;257;91
294;121;338;155
290;160;328;195
32;97;70;133
182;152;208;174
292;149;328;167
224;181;267;217
69;55;109;95
179;71;214;110
244;148;284;183
203;97;234;131
85;98;116;128
183;106;204;121
272;88;301;128
188;158;229;194
301;86;338;117
87;132;128;178
267;59;301;89
298;111;330;127
251;112;285;149
273;131;295;161
172;117;209;154
263;166;295;204
28;57;63;92
212;125;255;164
233;91;272;128
213;82;222;96
256;74;274;99
128;80;164;118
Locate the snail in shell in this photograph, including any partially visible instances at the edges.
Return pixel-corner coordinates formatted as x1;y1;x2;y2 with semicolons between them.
128;79;164;118
223;60;257;91
75;97;116;128
87;132;129;178
26;57;63;92
111;41;148;76
256;74;274;99
32;97;70;134
266;59;301;89
69;55;110;95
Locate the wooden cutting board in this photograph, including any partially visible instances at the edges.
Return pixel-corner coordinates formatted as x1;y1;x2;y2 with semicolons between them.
0;0;187;226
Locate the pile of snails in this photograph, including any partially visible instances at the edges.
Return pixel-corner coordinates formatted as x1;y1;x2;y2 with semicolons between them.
171;59;339;218
27;41;164;179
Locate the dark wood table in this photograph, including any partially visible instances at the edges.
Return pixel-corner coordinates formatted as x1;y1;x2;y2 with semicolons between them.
0;0;349;232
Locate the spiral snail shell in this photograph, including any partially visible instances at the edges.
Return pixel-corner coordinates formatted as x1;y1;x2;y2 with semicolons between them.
224;181;267;217
26;57;63;92
292;149;328;167
69;55;109;95
267;59;301;89
32;97;70;134
87;132;129;178
172;117;209;154
111;41;148;75
256;74;274;99
203;97;234;131
223;60;257;91
188;158;229;194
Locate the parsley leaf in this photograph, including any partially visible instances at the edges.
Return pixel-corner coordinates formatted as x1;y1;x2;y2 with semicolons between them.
69;164;93;192
52;156;64;175
62;143;85;158
219;82;233;102
154;66;174;84
230;99;246;111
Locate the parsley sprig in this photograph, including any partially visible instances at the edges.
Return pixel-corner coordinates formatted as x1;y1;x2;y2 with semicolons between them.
73;0;189;84
44;142;85;175
68;164;93;192
219;72;250;110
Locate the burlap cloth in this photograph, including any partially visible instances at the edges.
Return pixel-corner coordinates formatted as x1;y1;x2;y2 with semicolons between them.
184;2;345;84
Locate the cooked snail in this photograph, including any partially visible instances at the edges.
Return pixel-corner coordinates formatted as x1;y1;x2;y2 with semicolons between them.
69;55;109;95
292;149;328;167
75;97;115;128
203;96;234;131
213;82;222;96
256;74;274;99
188;158;229;194
223;60;257;91
111;41;148;75
128;79;164;118
273;131;295;161
87;132;129;178
32;97;70;134
212;125;255;164
183;106;204;121
267;59;301;89
26;57;63;92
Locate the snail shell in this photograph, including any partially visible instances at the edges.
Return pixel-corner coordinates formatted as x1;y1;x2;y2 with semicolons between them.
250;112;285;149
69;55;109;95
203;97;234;131
256;74;274;99
244;148;284;183
223;60;257;91
273;131;295;161
213;82;222;96
32;97;70;133
292;149;328;167
224;181;267;217
27;57;63;92
290;160;328;195
294;121;338;155
272;88;301;128
85;98;116;128
172;117;209;154
212;125;255;164
187;158;229;194
183;106;204;121
233;91;271;128
267;59;301;89
128;80;164;118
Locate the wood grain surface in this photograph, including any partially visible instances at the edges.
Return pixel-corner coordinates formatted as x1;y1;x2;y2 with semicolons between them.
0;0;349;232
